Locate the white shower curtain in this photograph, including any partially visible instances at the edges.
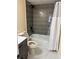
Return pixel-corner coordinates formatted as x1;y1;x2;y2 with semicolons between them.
49;2;61;51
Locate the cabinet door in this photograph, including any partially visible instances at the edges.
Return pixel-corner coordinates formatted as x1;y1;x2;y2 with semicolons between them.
19;39;28;59
19;45;28;59
19;45;24;59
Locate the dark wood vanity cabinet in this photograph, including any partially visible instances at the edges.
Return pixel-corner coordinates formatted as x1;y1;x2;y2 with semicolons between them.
19;39;28;59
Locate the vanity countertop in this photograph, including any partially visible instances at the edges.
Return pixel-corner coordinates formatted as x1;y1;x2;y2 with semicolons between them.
18;36;27;44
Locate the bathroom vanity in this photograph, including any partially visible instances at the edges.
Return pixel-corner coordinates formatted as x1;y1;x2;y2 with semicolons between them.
18;36;28;59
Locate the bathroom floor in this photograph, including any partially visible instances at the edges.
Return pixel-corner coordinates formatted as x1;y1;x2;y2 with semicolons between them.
28;34;60;59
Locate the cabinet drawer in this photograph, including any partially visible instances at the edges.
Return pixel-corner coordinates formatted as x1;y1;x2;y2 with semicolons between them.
19;39;27;48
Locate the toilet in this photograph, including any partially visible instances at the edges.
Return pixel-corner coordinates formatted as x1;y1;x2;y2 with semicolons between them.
27;41;37;55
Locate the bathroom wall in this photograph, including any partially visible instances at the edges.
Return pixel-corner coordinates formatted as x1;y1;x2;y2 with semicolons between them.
33;4;54;35
26;1;33;36
17;0;27;34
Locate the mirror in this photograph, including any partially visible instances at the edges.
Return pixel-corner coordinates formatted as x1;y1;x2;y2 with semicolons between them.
26;0;61;58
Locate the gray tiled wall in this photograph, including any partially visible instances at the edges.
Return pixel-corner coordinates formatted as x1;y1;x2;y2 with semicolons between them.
33;4;54;35
26;1;33;36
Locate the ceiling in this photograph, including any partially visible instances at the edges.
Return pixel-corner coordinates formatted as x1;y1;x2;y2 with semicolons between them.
27;0;60;5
